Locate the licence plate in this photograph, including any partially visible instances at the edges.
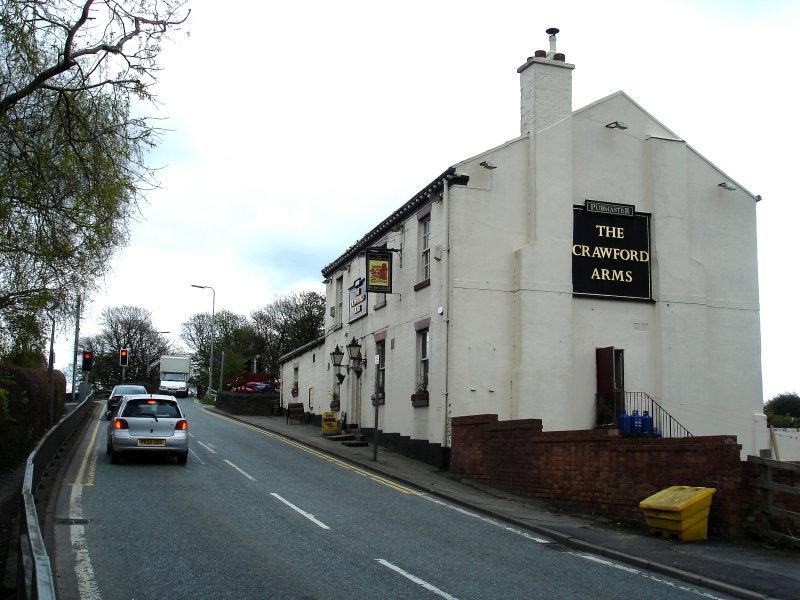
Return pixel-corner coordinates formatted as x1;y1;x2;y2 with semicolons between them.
138;439;166;446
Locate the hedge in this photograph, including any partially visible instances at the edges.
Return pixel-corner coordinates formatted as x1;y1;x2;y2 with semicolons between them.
0;364;66;473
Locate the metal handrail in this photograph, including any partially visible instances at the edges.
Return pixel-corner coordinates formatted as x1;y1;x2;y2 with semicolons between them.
597;390;692;438
17;392;95;599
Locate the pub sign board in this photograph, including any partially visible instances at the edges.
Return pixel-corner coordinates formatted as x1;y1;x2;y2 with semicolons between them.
572;200;652;301
366;248;393;294
349;277;367;322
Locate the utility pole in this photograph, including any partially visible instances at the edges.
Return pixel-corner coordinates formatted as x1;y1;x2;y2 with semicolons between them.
372;353;380;461
219;351;225;392
48;314;56;426
70;294;81;402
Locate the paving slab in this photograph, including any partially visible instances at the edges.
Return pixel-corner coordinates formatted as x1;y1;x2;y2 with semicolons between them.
207;407;799;600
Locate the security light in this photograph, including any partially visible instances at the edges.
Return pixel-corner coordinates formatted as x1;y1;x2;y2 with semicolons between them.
605;121;628;130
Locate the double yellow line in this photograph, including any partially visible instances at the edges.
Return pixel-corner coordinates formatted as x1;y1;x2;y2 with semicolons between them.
201;409;416;495
74;407;103;487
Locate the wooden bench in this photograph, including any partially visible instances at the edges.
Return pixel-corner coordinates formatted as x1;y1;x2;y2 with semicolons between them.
286;402;306;424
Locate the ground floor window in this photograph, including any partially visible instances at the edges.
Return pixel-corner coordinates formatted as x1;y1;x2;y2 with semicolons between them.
417;328;429;388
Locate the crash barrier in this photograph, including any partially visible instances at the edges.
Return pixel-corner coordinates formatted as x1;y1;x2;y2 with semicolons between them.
285;402;305;424
16;392;95;599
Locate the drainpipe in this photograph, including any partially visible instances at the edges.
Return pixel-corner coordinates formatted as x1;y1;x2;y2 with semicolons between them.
442;177;452;449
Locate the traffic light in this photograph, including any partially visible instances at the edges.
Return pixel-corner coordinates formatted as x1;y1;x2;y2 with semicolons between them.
82;351;94;371
244;358;253;372
119;348;129;367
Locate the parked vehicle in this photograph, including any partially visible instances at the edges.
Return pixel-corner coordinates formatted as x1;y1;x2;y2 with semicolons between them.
106;384;148;419
106;395;189;465
158;355;191;397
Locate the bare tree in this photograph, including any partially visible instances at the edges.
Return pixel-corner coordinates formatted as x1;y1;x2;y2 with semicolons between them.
0;0;189;353
84;305;177;388
251;292;325;373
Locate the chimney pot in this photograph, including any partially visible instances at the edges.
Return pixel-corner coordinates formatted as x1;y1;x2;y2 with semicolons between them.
554;53;566;62
534;50;547;58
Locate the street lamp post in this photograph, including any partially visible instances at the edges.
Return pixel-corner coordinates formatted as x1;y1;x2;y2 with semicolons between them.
191;284;215;396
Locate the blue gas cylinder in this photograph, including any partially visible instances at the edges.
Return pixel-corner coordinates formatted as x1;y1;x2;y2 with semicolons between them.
632;410;642;434
618;410;630;434
642;411;653;436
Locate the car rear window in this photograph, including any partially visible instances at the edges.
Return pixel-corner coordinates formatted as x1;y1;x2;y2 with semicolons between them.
114;386;147;395
122;399;181;418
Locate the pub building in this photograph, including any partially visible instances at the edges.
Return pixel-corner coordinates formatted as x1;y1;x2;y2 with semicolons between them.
280;29;766;466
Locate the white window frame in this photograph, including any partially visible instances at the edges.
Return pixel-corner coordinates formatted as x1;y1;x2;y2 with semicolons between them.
420;216;431;282
376;340;386;393
417;328;429;388
335;275;343;328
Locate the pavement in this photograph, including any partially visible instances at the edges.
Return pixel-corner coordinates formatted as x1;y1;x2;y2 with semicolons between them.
205;405;799;600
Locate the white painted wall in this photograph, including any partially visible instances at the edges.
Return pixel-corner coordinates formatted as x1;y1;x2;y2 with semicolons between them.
773;429;800;462
279;53;766;457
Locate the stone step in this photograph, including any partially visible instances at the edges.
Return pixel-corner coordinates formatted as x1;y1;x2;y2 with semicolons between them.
341;440;369;447
325;433;356;441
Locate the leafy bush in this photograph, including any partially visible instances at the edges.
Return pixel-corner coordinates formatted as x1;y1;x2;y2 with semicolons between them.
0;364;65;472
765;392;800;428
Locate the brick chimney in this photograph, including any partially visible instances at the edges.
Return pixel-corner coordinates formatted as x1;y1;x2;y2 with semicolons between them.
518;28;574;135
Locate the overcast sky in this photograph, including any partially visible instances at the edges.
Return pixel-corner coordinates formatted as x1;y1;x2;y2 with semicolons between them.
56;0;800;401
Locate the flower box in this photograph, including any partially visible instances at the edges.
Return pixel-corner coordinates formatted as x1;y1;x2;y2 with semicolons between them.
371;392;385;406
411;390;429;407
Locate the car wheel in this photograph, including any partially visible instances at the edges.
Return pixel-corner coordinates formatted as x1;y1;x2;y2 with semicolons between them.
106;440;112;455
110;448;120;464
177;452;188;465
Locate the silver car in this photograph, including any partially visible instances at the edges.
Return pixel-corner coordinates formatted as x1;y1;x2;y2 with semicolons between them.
106;395;189;465
106;384;148;419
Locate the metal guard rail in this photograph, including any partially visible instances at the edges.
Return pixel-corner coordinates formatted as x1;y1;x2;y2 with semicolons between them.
597;390;692;438
17;393;95;599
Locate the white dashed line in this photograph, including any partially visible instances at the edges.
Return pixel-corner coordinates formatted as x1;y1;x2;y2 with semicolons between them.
224;459;255;481
270;493;330;529
196;441;217;454
376;559;460;600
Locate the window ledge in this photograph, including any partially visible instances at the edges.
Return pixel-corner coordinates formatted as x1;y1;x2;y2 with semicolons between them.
414;279;430;292
333;324;343;332
374;301;387;310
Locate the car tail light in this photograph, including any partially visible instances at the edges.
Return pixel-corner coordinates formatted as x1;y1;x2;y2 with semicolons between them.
113;418;128;430
175;420;188;431
146;399;157;404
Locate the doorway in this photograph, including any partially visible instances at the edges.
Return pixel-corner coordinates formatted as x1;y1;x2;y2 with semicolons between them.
596;346;624;427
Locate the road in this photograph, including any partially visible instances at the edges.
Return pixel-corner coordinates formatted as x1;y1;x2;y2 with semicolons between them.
50;398;732;599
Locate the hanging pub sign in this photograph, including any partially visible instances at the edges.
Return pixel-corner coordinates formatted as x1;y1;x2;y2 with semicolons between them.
365;248;393;294
349;277;367;322
572;200;652;301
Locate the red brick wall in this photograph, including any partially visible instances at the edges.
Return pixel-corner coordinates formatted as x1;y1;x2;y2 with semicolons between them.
451;414;747;534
